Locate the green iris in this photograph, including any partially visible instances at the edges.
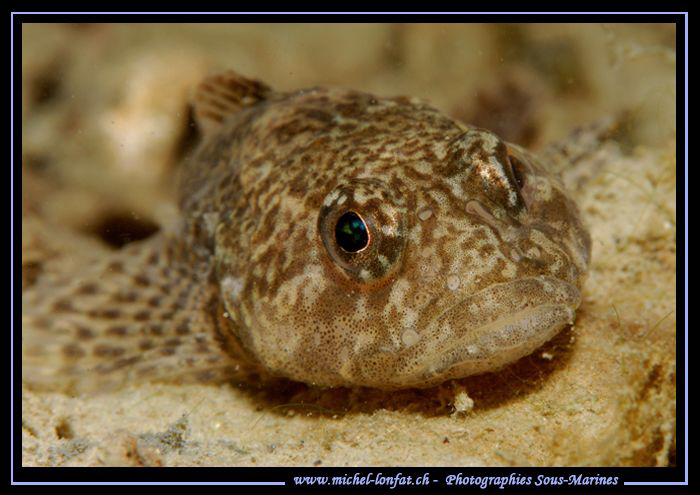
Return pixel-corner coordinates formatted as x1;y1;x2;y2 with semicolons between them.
335;212;369;252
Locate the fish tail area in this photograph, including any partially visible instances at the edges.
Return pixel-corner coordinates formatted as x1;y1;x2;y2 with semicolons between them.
22;234;249;394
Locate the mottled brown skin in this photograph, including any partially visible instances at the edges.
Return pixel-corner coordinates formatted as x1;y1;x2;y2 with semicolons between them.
22;71;591;392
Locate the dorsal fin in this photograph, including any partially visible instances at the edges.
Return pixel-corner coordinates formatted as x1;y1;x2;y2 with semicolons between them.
193;70;272;137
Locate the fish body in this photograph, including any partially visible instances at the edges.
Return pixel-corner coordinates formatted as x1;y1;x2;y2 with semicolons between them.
23;71;591;391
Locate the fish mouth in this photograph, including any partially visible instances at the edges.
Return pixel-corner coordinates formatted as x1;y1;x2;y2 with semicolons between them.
413;276;581;383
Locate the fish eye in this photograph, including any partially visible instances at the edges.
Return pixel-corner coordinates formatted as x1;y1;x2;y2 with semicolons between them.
335;211;370;253
318;179;407;284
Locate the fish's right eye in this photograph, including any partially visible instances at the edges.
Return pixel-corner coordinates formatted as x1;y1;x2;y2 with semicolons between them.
335;211;370;253
318;179;407;286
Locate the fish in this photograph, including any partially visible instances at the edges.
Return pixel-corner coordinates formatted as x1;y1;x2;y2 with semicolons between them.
22;70;591;392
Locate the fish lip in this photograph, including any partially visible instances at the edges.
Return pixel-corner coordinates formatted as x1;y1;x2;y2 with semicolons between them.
349;277;582;389
400;305;576;388
409;276;581;380
435;275;581;327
